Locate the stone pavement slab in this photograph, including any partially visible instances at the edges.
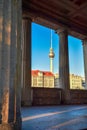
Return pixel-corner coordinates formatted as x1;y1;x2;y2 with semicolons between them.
22;105;87;130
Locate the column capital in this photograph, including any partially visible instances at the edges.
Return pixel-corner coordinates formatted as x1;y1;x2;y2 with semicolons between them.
55;28;68;35
82;38;87;46
22;17;32;22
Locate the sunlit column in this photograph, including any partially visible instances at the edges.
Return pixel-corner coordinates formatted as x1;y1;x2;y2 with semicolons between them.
82;39;87;89
21;18;32;106
0;0;22;129
0;0;3;123
56;29;70;103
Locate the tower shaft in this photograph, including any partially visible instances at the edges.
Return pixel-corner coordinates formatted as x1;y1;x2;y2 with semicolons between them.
49;29;55;73
50;58;54;73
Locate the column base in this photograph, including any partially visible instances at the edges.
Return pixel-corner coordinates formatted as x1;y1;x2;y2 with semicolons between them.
21;100;31;106
0;123;15;130
61;90;71;104
0;121;21;130
21;88;32;106
15;119;22;130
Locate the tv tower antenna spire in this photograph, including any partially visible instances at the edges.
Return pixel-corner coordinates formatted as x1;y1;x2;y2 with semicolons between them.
49;29;55;73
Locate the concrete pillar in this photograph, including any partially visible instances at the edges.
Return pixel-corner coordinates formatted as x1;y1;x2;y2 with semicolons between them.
0;0;22;130
82;39;87;89
21;18;32;106
57;29;70;104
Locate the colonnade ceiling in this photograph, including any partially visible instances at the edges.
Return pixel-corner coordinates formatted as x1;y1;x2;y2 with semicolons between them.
22;0;87;39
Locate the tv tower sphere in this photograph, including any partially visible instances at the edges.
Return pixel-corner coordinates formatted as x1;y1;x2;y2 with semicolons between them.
49;48;55;58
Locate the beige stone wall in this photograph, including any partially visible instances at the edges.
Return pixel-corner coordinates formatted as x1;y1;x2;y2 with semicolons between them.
70;74;84;89
54;74;85;89
44;76;54;88
32;74;54;88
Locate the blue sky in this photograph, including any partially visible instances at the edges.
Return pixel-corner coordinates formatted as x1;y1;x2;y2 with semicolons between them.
32;22;84;77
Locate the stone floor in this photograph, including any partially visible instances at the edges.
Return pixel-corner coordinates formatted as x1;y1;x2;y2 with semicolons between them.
22;105;87;130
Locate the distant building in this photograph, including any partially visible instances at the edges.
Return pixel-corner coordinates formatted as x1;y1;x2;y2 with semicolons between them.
54;73;85;89
70;74;85;89
32;71;85;89
54;73;60;88
81;77;86;88
31;70;54;88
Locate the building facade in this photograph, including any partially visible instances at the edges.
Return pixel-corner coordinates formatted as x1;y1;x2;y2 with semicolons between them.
54;73;59;88
32;71;85;89
31;70;54;88
70;74;85;89
54;73;85;89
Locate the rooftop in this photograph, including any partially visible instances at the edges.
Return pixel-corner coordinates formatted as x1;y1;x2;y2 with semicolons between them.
32;70;54;76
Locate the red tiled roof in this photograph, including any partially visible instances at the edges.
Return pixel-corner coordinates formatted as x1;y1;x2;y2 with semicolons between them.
31;70;54;76
31;70;39;76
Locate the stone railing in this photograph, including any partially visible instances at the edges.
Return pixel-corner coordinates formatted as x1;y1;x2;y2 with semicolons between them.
70;89;87;104
21;87;87;106
32;87;62;106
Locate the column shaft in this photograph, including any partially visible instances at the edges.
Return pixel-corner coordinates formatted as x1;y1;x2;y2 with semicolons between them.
14;1;22;129
21;18;32;106
0;0;22;130
83;40;87;89
0;0;4;123
58;29;70;103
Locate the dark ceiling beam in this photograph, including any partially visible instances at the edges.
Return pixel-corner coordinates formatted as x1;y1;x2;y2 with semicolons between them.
22;0;87;39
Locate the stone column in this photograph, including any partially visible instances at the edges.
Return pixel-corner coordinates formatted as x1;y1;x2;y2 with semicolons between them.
14;1;22;130
82;39;87;89
57;29;70;104
0;0;22;130
0;0;3;123
21;18;32;106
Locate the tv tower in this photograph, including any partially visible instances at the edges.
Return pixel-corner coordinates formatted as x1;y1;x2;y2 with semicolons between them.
49;29;55;73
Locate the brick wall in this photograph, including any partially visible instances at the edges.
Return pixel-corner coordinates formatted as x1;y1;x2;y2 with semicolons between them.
32;87;61;105
70;90;87;104
22;88;87;106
